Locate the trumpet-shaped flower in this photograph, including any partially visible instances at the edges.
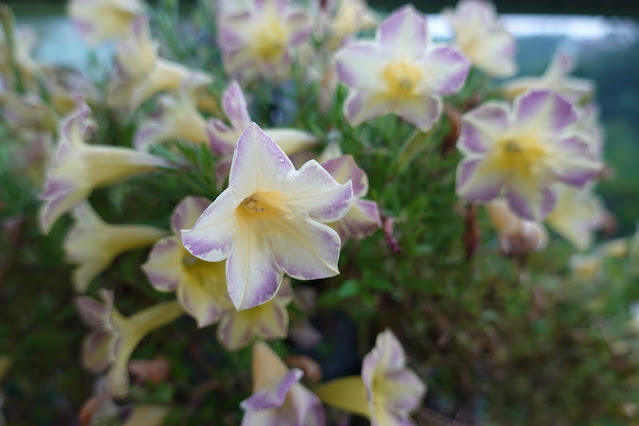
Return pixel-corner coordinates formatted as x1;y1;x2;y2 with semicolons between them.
135;82;209;152
208;81;318;183
68;0;145;45
321;155;381;242
217;0;312;81
39;102;170;233
182;123;353;310
65;202;166;292
455;90;601;221
142;196;233;328
443;0;516;77
75;290;183;397
217;279;293;351
334;5;470;131
545;184;605;250
107;17;212;111
241;341;325;426
485;199;547;256
501;51;594;103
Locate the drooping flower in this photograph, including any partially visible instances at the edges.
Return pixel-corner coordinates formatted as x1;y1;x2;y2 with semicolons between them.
75;290;183;397
217;279;293;351
65;202;166;292
68;0;145;46
455;89;601;220
321;154;381;242
107;17;212;111
182;123;353;310
443;0;516;77
501;50;594;103
240;341;325;426
39;102;170;234
142;196;232;328
485;199;548;256
314;329;425;425
545;184;605;250
334;5;470;131
217;0;312;81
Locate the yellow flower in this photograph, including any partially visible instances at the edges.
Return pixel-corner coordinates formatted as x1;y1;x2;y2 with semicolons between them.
68;0;145;45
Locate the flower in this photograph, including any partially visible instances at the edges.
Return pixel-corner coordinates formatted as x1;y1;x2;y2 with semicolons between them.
68;0;145;46
485;199;548;256
182;123;353;310
217;0;312;81
501;51;594;103
75;290;183;397
455;89;601;220
334;5;469;131
240;341;325;426
107;17;212;111
65;202;166;292
142;196;232;328
320;0;378;51
321;154;381;242
39;102;170;234
217;279;293;351
443;0;516;77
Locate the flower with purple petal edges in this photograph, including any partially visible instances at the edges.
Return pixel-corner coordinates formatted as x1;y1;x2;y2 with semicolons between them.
485;199;548;257
68;0;145;46
218;0;312;82
142;197;233;328
443;0;517;78
241;341;325;426
217;278;293;351
75;290;183;397
334;5;470;131
38;102;171;234
455;89;601;221
65;202;167;293
182;122;353;311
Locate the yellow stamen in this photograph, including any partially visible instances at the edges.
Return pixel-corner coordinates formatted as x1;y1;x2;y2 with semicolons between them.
382;61;422;98
237;191;289;222
494;136;548;177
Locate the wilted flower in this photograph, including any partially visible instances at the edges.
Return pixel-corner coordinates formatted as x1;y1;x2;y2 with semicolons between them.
321;154;381;242
107;17;212;110
334;5;469;131
501;51;594;103
456;90;601;220
217;279;293;351
240;341;325;425
182;123;353;310
142;196;232;328
75;290;183;397
65;202;166;292
38;102;170;233
68;0;145;45
486;199;548;256
217;0;312;81
443;0;516;77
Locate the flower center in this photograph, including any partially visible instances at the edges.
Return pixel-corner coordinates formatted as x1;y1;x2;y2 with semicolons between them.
237;191;289;222
254;17;288;61
495;137;548;177
382;61;422;97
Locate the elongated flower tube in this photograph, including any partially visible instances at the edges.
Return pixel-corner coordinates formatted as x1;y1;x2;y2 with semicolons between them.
68;0;145;46
218;0;312;81
545;184;605;250
334;5;469;131
182;123;353;310
443;0;516;77
485;199;547;256
241;341;325;426
314;329;425;425
322;155;381;242
65;202;166;292
107;17;212;111
455;90;601;221
38;102;170;234
142;196;233;328
501;51;594;103
75;290;183;397
217;279;293;351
